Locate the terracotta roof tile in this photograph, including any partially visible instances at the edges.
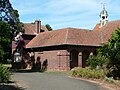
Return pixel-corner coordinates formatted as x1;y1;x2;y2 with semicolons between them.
26;20;120;48
41;25;48;31
26;28;101;48
66;28;101;46
100;20;120;43
93;23;101;30
24;23;35;35
23;23;48;35
26;29;67;48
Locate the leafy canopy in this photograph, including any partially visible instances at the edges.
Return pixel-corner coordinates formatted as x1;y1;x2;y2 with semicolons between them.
87;28;120;79
45;24;53;31
0;21;12;60
100;28;120;78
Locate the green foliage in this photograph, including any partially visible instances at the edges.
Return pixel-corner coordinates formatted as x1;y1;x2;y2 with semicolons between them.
0;47;4;59
86;28;120;79
0;1;24;64
45;24;53;31
87;52;109;70
105;77;114;83
99;28;120;79
71;68;105;79
0;64;11;83
87;56;103;69
0;21;12;61
9;9;24;32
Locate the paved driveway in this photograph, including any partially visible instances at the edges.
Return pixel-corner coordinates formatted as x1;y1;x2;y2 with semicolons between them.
13;72;109;90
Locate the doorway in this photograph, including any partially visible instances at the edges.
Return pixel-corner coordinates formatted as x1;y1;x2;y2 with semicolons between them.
82;50;90;68
70;50;79;69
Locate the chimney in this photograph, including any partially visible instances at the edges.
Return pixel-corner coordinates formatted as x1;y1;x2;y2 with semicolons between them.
35;20;41;33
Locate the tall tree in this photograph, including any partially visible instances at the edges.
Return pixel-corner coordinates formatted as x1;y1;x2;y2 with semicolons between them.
0;0;23;63
0;0;24;32
0;21;12;62
99;28;120;79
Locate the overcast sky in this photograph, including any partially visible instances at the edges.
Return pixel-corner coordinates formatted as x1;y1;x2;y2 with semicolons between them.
9;0;120;30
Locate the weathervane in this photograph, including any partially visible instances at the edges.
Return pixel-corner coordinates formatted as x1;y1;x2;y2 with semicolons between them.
101;2;106;10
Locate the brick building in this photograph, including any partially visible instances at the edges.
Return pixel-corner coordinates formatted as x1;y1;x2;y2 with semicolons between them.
12;8;120;70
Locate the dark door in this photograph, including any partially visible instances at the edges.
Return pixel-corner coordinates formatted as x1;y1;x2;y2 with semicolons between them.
82;50;90;68
70;50;78;69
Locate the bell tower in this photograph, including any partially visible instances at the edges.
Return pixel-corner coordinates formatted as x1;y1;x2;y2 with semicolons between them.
99;3;108;28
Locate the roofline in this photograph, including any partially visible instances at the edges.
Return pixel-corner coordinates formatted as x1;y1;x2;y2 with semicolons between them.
26;44;101;49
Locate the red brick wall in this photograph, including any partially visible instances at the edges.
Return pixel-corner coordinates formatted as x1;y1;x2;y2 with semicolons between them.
35;50;70;71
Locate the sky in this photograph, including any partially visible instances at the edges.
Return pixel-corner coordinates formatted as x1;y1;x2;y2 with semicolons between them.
9;0;120;30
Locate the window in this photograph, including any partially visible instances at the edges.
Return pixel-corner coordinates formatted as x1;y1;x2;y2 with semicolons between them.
102;16;105;19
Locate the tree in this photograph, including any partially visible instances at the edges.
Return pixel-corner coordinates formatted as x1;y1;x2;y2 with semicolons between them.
87;28;120;79
45;24;53;31
99;28;120;79
0;0;24;32
0;21;12;63
9;10;24;33
0;0;24;63
87;54;106;69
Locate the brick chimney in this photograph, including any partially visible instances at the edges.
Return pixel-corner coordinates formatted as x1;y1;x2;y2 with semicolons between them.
35;20;41;33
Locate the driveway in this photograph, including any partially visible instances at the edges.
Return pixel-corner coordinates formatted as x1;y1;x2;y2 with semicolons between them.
13;72;109;90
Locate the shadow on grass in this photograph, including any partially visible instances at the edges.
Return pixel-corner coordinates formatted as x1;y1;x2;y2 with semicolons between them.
0;85;25;90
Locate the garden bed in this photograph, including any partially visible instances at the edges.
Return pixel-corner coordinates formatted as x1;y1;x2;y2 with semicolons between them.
70;67;120;90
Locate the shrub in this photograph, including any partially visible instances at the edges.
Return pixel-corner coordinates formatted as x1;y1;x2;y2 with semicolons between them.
105;77;114;83
87;55;107;69
71;68;105;79
98;28;120;79
0;64;11;83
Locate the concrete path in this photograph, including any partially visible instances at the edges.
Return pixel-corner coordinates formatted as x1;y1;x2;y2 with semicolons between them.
13;72;109;90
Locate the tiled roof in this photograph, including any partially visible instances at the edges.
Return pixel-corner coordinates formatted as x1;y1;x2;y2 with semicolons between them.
26;20;120;48
66;28;101;46
41;25;48;31
24;23;35;35
26;28;101;48
93;23;100;30
100;20;120;43
23;23;48;35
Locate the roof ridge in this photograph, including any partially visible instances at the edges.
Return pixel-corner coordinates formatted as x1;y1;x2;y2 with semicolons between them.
64;28;69;44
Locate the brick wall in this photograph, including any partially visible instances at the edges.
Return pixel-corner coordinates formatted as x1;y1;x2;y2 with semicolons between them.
35;50;70;71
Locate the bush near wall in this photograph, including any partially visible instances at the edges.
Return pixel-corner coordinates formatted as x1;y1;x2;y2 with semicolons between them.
71;67;105;79
0;64;11;83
